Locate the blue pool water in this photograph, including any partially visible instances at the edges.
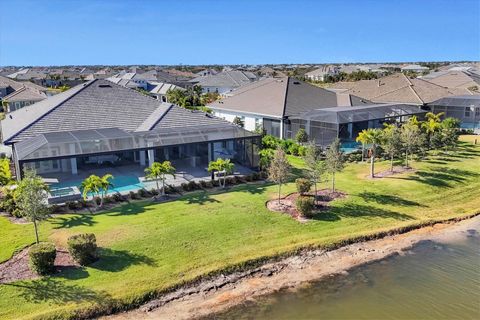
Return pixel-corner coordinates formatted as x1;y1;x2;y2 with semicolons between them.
51;174;145;195
340;141;361;153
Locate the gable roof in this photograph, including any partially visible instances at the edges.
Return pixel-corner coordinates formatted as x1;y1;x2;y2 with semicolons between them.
0;75;47;92
420;71;479;91
337;73;472;105
190;71;258;88
209;77;370;118
2;86;47;102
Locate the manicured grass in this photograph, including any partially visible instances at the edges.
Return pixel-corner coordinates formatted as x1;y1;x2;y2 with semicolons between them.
1;139;480;319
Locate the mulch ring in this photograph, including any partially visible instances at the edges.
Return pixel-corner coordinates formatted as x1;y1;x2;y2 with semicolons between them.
368;166;415;179
0;247;79;284
266;189;346;222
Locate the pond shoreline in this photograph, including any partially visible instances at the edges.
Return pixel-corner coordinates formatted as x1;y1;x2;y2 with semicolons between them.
102;214;480;320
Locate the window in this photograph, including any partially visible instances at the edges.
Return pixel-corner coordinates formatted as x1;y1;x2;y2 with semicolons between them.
465;108;471;117
475;108;480;117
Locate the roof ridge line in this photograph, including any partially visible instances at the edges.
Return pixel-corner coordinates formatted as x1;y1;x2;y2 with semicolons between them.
4;80;98;144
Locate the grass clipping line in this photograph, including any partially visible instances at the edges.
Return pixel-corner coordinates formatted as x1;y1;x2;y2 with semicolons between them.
71;211;480;320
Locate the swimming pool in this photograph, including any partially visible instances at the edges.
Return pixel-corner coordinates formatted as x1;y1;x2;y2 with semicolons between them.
340;141;361;153
50;174;145;195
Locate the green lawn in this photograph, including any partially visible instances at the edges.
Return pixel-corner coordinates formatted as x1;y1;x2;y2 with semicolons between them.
1;139;480;319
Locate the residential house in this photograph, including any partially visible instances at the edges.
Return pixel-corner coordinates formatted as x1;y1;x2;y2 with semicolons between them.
400;64;429;73
189;70;258;94
427;95;480;133
1;80;260;182
148;82;185;102
304;65;339;81
0;75;49;112
329;73;473;105
420;70;479;93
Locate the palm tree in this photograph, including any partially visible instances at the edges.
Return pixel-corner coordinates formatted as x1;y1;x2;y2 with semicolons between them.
422;112;444;148
357;128;383;178
80;175;102;209
145;161;176;196
355;130;369;162
98;174;114;207
208;158;235;188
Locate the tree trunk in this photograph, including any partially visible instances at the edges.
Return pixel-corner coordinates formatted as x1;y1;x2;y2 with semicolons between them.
33;219;39;244
370;156;375;178
390;154;394;172
314;181;318;204
405;150;409;168
100;192;104;208
278;183;281;204
332;173;335;193
161;174;166;196
156;178;161;196
361;144;365;162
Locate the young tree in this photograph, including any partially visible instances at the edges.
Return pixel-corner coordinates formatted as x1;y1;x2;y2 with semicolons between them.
440;117;460;151
303;141;325;200
0;158;12;185
80;175;102;209
295;128;309;144
358;128;383;178
15;169;49;244
356;130;369;162
325;138;345;192
400;122;424;168
381;124;402;172
145;161;176;195
98;174;114;207
268;147;291;203
208;158;234;188
422;112;444;148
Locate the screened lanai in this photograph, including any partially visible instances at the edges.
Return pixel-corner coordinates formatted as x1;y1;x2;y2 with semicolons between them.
286;103;426;146
16;123;261;178
427;95;480;132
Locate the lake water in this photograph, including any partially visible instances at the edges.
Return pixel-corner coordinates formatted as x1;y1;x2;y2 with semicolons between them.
215;226;480;320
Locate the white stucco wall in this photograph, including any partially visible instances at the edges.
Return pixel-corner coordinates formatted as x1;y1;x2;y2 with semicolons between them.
212;109;262;132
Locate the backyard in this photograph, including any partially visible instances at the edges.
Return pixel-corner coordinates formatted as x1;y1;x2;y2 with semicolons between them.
1;137;480;319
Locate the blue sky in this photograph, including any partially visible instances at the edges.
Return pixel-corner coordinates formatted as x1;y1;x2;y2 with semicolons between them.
0;0;479;66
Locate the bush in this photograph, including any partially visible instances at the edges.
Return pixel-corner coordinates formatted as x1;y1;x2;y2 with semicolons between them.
296;196;315;218
188;181;199;191
288;143;299;156
262;135;280;149
296;178;312;195
297;145;307;156
129;191;139;200
150;188;159;196
0;188;18;216
67;233;98;266
29;242;56;275
138;188;151;198
112;192;127;202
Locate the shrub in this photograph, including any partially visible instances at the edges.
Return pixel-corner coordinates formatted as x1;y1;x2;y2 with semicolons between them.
67;233;98;266
288;143;299;156
296;195;315;218
297;145;307;156
180;182;190;192
138;188;151;198
252;172;261;180
262;135;280;149
129;191;139;200
112;192;126;202
150;188;159;196
0;188;18;216
296;178;312;195
29;242;56;275
280;139;295;153
188;181;199;191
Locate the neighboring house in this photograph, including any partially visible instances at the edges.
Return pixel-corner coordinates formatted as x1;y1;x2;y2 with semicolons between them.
0;75;49;112
107;71;158;90
1;80;260;180
420;71;479;93
304;65;339;81
330;73;473;105
148;82;185;102
189;71;258;94
400;64;429;73
427;95;480;133
210;77;424;146
196;69;218;77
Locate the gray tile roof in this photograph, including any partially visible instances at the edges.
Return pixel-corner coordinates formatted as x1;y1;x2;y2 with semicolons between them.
209;77;370;118
190;71;258;88
1;79;244;145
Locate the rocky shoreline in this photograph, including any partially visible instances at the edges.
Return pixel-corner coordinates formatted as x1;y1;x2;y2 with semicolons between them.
102;215;480;320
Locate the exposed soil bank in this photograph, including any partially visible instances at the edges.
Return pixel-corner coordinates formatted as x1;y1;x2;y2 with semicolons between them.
102;215;480;320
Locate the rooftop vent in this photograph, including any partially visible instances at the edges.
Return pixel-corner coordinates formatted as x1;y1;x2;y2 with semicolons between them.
98;84;111;88
293;81;300;84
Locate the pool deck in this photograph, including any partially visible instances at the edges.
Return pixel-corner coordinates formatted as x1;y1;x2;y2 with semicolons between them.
43;163;254;200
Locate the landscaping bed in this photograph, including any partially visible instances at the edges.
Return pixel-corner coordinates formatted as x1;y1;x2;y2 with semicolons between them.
266;189;346;221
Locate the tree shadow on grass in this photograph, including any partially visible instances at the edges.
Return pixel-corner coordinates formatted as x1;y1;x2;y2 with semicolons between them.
56;266;90;280
51;214;96;229
90;248;157;272
238;183;269;195
108;202;146;216
4;277;112;304
313;203;414;222
358;192;426;207
390;166;476;188
183;191;221;205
